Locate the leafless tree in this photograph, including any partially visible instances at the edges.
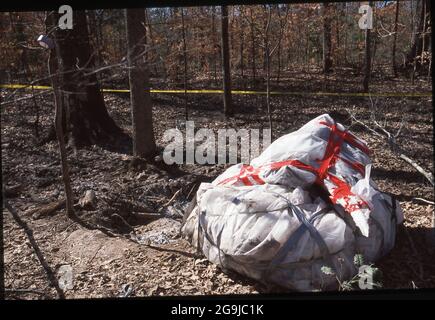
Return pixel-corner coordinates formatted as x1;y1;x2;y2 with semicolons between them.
125;8;157;158
221;5;233;116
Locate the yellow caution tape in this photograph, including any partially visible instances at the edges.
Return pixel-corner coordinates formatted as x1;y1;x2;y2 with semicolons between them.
0;83;431;97
1;84;52;90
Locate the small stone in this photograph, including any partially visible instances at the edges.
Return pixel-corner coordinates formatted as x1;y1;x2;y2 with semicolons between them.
79;190;96;210
136;172;147;180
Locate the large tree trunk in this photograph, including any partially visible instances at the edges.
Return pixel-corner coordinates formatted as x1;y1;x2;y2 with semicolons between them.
276;6;284;84
51;10;123;147
362;2;372;92
87;10;103;69
265;7;273;139
322;2;333;73
239;7;245;86
405;0;431;69
125;8;157;158
13;13;29;79
250;7;256;87
221;6;233;116
145;9;160;77
181;8;188;120
392;1;400;77
211;6;218;85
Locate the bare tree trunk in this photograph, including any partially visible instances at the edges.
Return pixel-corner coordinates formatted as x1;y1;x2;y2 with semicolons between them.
362;1;372;92
322;2;333;73
250;7;256;87
262;6;269;74
14;13;29;78
276;44;281;84
276;5;285;84
344;3;348;65
392;1;400;77
371;31;378;74
51;10;123;147
265;7;273;139
421;0;427;66
181;8;188;120
406;0;431;69
264;5;288;138
266;41;272;138
87;10;102;69
305;30;309;71
46;13;75;218
221;6;233;116
239;7;245;87
145;9;160;77
211;6;218;85
125;8;156;158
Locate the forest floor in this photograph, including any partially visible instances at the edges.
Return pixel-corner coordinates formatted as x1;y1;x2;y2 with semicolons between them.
2;70;434;299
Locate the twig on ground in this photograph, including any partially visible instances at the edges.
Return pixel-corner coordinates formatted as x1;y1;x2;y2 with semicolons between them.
399;153;434;186
161;188;182;209
186;183;198;200
26;199;66;220
412;197;435;205
347;110;434;186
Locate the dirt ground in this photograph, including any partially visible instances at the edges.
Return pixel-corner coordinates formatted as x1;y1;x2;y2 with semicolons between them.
1;70;434;299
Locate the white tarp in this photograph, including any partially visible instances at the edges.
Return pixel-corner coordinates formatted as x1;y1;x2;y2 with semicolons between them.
182;114;403;291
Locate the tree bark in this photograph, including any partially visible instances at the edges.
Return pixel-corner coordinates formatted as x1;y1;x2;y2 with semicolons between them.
322;2;333;73
392;1;400;77
87;10;102;69
276;5;284;84
181;8;188;120
48;48;75;219
265;8;273;139
51;10;123;147
125;8;157;158
221;6;233;116
211;6;218;85
405;0;431;69
239;7;245;85
250;7;256;87
362;2;372;92
145;9;160;77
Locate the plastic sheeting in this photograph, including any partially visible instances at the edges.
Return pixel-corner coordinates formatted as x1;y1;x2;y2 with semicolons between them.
181;114;403;291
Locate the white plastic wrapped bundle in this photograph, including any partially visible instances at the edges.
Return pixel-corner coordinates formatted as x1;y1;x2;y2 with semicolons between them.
181;114;403;291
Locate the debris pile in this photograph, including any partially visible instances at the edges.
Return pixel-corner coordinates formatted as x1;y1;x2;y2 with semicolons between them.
182;114;403;291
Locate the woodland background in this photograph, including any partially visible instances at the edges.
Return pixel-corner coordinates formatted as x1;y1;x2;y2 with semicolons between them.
1;1;434;299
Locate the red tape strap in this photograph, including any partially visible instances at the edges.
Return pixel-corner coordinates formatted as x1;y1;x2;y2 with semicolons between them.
216;119;370;215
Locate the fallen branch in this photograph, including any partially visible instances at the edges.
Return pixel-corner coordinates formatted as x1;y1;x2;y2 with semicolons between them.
132;212;161;221
4;200;65;299
161;188;182;209
26;199;66;220
399;153;434;186
412;197;435;205
347;111;434;186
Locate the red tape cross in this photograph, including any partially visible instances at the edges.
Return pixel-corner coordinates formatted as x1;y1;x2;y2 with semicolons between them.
319;121;370;155
216;119;371;214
